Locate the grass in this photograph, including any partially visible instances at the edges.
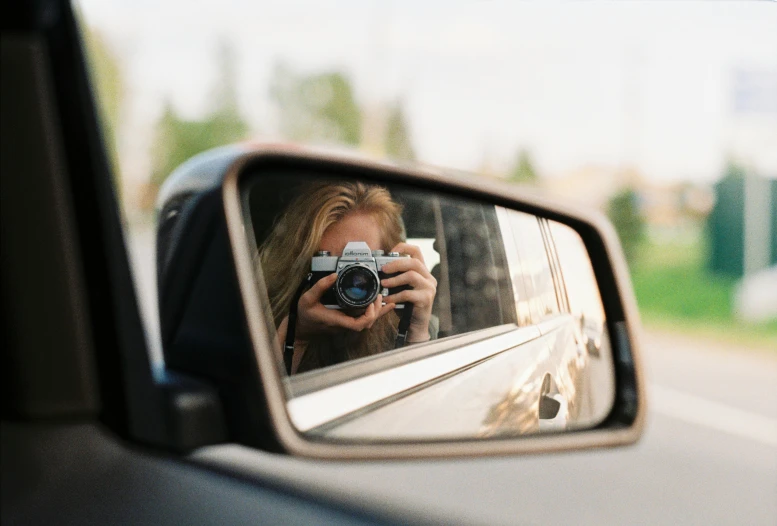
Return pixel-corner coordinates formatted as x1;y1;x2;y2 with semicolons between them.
629;239;777;352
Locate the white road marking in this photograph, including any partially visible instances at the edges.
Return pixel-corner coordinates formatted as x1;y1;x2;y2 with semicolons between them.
650;384;777;448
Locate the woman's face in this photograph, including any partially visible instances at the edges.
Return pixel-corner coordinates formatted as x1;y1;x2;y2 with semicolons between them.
319;212;382;256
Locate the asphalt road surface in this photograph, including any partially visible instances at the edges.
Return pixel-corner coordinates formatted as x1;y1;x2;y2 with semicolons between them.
129;224;777;526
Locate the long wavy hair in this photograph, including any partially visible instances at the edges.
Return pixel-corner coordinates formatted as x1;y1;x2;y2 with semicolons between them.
258;181;405;373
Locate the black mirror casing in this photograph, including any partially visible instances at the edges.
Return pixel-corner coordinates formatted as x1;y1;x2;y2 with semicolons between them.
156;147;283;451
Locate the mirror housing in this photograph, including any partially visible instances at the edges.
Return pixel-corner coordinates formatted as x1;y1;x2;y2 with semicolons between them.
156;144;646;458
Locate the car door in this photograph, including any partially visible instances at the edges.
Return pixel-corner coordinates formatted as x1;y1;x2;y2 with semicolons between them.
547;219;616;426
496;207;581;431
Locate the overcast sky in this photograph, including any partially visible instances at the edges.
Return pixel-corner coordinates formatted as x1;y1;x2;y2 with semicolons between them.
78;1;777;184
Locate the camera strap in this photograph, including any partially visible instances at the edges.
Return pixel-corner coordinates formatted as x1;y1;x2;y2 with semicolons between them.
284;273;312;375
394;302;414;349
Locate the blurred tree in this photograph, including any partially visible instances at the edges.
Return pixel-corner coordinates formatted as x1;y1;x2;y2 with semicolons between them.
271;64;361;145
150;42;248;191
384;102;415;161
208;40;249;140
211;40;241;115
150;104;201;188
82;26;124;189
509;149;538;184
607;187;645;267
721;159;746;182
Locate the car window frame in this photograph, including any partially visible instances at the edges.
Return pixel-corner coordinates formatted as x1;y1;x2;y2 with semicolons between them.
539;217;572;315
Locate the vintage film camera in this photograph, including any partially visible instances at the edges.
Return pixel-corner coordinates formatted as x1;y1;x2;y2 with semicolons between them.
311;241;410;310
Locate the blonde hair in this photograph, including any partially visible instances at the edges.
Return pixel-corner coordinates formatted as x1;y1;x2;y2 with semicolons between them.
258;181;405;372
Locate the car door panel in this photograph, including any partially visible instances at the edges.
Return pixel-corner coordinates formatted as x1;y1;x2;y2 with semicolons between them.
314;327;553;439
1;422;422;526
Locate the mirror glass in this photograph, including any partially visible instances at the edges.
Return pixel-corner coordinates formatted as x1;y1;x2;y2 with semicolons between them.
243;170;615;441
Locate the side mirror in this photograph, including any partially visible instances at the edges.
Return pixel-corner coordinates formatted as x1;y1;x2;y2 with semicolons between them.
156;145;645;458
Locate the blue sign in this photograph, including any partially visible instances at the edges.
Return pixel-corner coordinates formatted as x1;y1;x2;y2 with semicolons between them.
732;68;777;115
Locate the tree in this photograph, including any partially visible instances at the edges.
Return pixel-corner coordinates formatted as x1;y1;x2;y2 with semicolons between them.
721;159;746;182
208;40;249;140
509;149;538;184
150;103;199;188
384;102;415;161
211;40;241;115
270;64;361;145
607;188;645;267
150;42;249;191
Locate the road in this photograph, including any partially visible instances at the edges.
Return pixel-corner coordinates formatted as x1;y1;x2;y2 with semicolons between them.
128;225;777;526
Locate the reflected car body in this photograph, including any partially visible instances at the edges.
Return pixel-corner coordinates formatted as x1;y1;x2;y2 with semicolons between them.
582;317;605;357
301;320;587;440
281;205;614;440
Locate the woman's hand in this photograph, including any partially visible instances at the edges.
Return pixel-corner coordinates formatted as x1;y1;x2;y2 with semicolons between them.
295;273;395;341
380;242;437;343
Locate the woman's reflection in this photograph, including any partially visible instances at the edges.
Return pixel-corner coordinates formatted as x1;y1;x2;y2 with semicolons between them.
258;181;438;374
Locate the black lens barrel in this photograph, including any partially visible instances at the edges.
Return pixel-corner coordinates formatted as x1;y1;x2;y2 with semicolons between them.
336;264;379;308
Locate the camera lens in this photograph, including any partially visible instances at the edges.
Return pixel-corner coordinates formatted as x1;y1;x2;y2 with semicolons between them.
336;265;379;308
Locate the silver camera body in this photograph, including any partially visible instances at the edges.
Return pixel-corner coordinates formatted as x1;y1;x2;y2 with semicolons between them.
310;241;408;310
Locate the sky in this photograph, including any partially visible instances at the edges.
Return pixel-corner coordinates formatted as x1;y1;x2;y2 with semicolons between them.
77;1;777;185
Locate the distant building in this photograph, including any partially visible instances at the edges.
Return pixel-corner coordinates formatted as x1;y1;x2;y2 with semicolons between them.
542;165;712;242
541;165;627;210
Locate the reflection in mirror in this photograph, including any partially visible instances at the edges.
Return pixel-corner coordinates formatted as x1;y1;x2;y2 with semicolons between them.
243;171;615;441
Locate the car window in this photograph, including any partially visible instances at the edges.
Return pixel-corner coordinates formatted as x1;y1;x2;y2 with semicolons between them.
502;210;560;323
550;221;606;327
435;193;515;337
495;207;533;327
75;2;777;523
